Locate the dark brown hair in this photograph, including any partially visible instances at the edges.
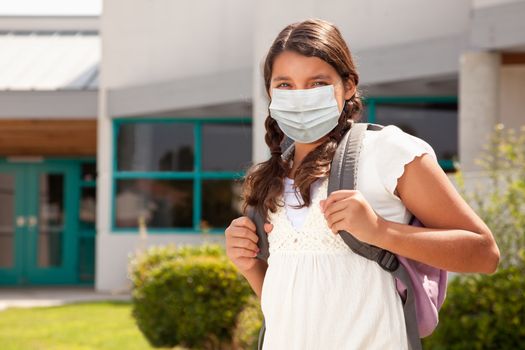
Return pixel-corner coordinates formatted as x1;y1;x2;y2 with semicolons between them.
241;18;364;222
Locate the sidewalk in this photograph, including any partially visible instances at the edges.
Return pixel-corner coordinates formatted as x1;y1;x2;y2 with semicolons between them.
0;287;131;311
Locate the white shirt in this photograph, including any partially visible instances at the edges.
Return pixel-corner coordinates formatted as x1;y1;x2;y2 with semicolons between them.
283;124;437;230
260;124;437;350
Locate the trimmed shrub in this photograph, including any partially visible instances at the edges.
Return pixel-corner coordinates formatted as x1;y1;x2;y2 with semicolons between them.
423;252;525;349
129;244;253;349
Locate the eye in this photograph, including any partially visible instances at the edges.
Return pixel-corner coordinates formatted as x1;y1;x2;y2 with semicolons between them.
276;82;291;88
312;81;328;87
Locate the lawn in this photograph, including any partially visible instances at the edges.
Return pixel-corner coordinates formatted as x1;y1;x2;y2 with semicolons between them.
0;301;174;350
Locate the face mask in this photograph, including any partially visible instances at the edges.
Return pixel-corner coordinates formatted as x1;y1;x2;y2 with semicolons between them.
269;84;343;144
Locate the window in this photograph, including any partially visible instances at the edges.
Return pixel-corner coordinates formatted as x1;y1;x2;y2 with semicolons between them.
112;118;252;233
117;122;194;171
363;97;458;172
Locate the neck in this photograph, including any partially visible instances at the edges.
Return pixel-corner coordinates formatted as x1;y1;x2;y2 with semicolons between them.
287;140;324;178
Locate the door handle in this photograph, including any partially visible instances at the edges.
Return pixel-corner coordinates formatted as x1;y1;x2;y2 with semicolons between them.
16;216;26;227
28;216;38;228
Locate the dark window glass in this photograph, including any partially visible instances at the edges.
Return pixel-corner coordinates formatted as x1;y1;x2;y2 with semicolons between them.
115;179;193;228
80;187;96;230
375;103;458;162
201;179;243;230
81;163;97;182
0;174;14;268
202;123;252;172
117;123;194;171
38;173;64;268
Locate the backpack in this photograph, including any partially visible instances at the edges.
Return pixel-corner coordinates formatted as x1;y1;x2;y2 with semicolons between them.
246;122;448;350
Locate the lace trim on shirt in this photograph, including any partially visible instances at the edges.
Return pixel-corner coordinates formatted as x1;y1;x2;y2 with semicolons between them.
267;177;352;254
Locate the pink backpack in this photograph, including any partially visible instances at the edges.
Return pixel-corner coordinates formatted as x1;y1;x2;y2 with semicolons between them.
248;122;448;350
396;215;448;338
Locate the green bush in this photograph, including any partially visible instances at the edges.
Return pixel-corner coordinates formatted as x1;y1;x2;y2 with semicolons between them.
128;243;253;349
232;295;264;350
429;122;525;349
423;252;525;350
454;123;525;268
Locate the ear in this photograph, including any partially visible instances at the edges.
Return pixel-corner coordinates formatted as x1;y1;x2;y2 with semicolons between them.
343;79;356;100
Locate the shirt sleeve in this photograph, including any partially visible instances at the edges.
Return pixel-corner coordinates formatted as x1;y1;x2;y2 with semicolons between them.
374;124;438;200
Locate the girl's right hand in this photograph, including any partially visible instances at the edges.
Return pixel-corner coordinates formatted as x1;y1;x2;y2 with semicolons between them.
225;216;273;272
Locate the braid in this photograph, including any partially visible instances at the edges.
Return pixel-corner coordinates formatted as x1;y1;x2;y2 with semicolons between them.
266;115;285;158
241;115;290;221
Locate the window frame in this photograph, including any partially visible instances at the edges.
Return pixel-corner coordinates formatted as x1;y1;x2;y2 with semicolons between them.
363;96;458;171
111;117;251;234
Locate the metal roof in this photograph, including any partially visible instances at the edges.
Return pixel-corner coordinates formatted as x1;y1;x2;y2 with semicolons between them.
0;30;99;91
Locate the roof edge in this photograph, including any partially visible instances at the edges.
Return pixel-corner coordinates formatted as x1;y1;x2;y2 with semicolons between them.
0;15;99;32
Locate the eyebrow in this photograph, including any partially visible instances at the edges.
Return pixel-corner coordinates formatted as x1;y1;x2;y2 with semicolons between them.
272;74;333;82
272;76;291;82
309;74;332;80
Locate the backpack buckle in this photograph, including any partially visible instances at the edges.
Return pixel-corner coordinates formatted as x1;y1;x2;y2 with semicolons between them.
377;250;399;272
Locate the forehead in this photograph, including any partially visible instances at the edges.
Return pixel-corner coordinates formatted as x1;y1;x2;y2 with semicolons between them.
271;50;339;80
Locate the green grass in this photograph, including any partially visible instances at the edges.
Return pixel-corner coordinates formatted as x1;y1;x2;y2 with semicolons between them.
0;301;173;350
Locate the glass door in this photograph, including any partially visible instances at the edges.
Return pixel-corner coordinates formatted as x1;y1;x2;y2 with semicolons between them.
0;161;79;285
0;164;25;284
26;162;78;284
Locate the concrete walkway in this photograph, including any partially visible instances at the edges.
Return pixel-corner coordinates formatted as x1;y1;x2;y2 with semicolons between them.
0;287;131;311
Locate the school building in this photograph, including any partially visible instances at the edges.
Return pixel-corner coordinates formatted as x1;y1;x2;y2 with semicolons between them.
0;0;524;291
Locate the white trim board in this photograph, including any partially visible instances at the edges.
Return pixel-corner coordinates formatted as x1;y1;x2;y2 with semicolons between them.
107;68;252;118
0;90;97;118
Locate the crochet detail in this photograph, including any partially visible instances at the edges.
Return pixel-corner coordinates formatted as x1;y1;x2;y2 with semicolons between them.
267;177;352;254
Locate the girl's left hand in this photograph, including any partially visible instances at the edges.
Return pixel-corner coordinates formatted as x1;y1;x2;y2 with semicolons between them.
320;190;384;246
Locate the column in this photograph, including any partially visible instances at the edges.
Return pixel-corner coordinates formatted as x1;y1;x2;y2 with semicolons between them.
459;51;501;173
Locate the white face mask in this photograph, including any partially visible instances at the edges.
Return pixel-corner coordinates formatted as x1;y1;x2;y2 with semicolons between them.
269;84;343;144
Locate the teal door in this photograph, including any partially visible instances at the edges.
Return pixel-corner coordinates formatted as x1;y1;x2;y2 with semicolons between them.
0;161;79;285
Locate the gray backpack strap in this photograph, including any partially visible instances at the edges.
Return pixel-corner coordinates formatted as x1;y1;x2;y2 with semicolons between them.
329;122;422;350
246;202;268;350
328;123;398;266
257;317;266;350
246;205;270;262
392;265;422;350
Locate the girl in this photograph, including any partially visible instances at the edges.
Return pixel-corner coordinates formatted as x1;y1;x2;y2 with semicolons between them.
225;18;500;349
